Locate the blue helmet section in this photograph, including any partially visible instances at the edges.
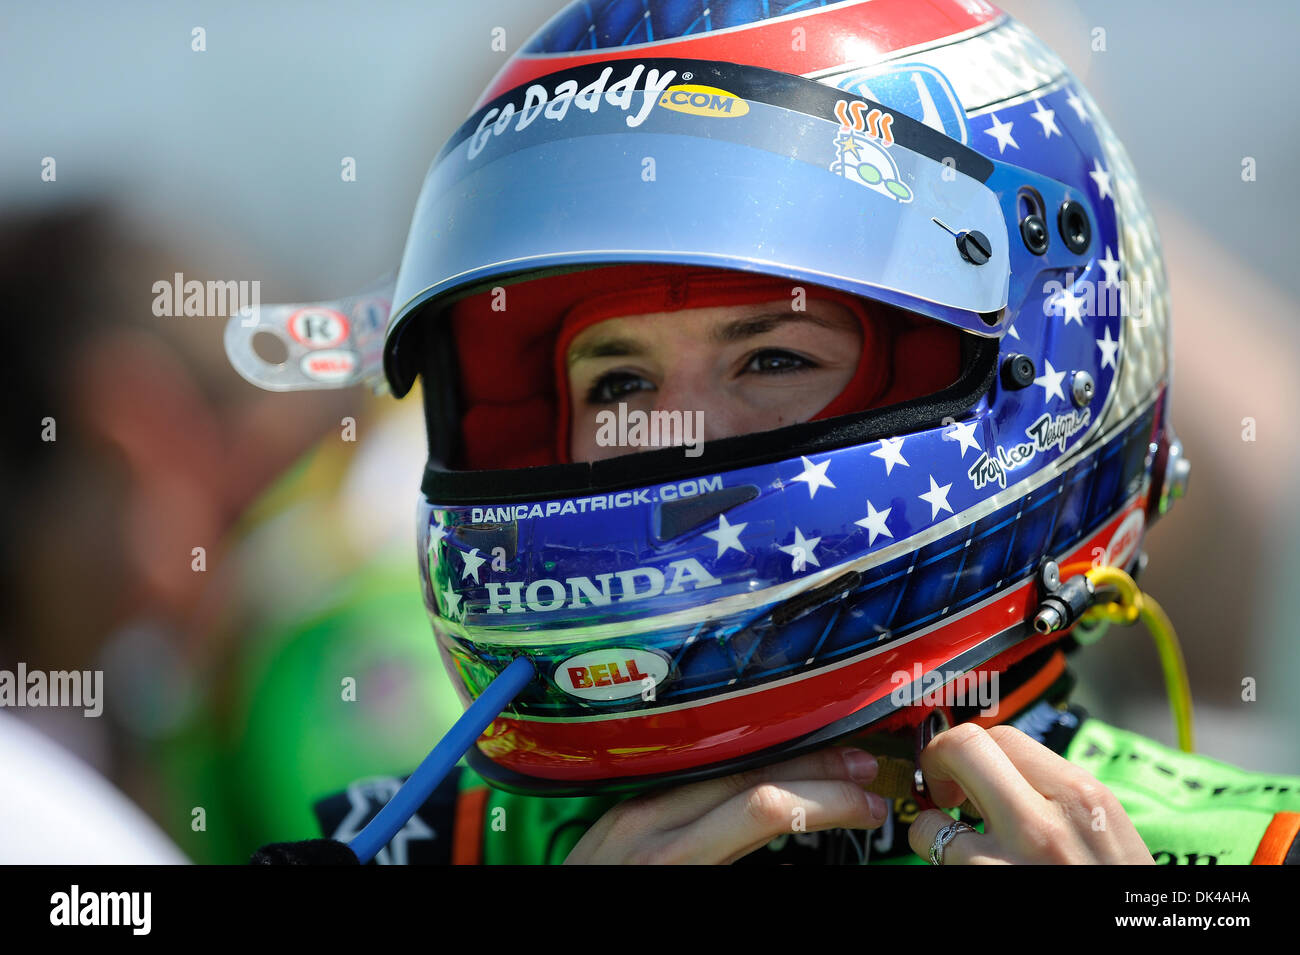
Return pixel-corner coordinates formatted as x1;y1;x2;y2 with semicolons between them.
416;55;1146;723
398;1;1173;790
421;396;1155;716
526;0;855;52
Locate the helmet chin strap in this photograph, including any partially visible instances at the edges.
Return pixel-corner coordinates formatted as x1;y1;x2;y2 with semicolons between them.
852;560;1194;827
848;655;1068;822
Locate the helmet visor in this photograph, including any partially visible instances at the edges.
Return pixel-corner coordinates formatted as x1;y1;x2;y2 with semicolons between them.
384;57;1009;395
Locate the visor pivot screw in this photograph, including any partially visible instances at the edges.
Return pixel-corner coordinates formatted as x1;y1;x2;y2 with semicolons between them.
1071;370;1095;407
1001;353;1036;390
956;230;992;265
1020;214;1050;255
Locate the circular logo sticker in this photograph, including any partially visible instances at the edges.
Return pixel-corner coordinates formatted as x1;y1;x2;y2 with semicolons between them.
288;307;350;349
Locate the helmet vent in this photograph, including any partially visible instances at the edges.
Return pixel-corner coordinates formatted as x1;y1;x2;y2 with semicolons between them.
653;484;759;542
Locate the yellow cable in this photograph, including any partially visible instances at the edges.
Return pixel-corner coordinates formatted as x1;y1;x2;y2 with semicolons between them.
1081;566;1195;753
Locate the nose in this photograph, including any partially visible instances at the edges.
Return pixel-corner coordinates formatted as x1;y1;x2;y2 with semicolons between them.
653;374;749;444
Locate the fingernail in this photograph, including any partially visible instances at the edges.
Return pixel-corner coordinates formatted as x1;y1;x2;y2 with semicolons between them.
867;793;888;818
842;749;877;781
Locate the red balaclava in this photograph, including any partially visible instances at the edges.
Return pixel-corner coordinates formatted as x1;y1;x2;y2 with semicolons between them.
448;264;962;470
551;266;890;463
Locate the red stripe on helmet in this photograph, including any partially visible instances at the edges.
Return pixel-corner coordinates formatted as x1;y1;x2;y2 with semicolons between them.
476;493;1142;783
475;0;1000;110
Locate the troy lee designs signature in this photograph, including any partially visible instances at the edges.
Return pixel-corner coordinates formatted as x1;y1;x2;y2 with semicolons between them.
967;409;1091;490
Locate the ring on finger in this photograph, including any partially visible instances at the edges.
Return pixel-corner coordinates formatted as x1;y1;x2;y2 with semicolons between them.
930;820;977;866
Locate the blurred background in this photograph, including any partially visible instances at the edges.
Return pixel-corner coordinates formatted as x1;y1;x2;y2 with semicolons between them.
1;0;1296;863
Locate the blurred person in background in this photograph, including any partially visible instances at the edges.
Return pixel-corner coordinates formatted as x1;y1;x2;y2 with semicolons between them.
177;387;465;862
0;204;460;862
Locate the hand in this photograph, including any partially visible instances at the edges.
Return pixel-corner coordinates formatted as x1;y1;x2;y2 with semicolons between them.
565;746;890;864
907;722;1155;864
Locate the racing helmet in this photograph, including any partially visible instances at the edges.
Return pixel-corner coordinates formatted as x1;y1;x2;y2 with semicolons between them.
262;0;1185;795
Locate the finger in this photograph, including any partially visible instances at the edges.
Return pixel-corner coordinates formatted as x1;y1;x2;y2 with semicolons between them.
983;726;1147;861
918;722;1046;833
983;724;1106;804
908;809;1001;865
670;778;890;865
625;745;880;833
920;726;1059;809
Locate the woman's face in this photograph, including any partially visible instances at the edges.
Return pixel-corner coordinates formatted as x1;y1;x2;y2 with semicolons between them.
566;298;863;463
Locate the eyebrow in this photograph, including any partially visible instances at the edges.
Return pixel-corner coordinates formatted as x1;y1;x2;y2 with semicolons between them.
567;312;839;365
711;311;841;343
566;337;644;364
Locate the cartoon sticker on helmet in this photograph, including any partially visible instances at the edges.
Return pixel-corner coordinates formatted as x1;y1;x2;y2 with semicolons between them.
830;99;913;203
829;62;970;145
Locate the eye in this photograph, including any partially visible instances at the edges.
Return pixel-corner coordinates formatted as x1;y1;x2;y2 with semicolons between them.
744;349;817;374
586;371;655;404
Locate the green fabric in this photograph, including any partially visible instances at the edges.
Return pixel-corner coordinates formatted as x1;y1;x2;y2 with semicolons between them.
222;556;466;853
1064;718;1299;864
457;716;1300;865
158;554;465;863
463;766;616;866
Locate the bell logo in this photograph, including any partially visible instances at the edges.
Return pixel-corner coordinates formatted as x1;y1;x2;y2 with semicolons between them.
299;349;358;383
555;648;669;702
567;659;647;688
